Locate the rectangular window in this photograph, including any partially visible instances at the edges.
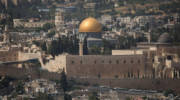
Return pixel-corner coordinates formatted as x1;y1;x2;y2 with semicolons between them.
116;60;119;64
94;61;96;64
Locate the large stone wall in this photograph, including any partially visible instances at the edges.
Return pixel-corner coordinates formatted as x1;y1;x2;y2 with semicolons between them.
0;50;19;62
1;62;180;94
75;78;180;94
65;55;153;79
0;64;61;80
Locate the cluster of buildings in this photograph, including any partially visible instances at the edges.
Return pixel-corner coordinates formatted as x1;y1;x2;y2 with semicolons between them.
0;78;63;100
1;13;180;80
1;0;180;99
69;86;179;100
24;79;58;95
100;13;180;39
36;17;179;80
13;18;53;28
53;10;180;46
1;78;179;100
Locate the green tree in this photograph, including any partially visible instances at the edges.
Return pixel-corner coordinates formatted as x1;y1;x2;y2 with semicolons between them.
142;96;147;100
33;41;41;47
89;92;99;100
64;93;72;100
83;38;88;55
169;24;180;44
89;46;101;55
42;23;55;32
60;69;68;93
47;36;79;56
102;39;115;55
35;92;53;100
47;31;56;38
48;40;59;57
163;89;175;97
0;76;14;88
41;42;47;52
115;36;136;49
60;70;72;100
15;81;24;94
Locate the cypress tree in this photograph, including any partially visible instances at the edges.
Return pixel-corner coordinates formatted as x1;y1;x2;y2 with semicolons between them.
60;69;68;93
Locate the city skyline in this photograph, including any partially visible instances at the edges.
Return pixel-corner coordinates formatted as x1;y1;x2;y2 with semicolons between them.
0;0;180;100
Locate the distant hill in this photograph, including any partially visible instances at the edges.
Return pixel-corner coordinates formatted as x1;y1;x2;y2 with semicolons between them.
0;0;42;6
0;0;180;19
0;0;42;18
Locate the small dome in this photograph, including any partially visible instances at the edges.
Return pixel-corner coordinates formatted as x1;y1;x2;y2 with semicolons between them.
79;17;102;33
158;33;171;43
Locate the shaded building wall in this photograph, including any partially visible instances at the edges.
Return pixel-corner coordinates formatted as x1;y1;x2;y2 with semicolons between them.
0;64;61;80
157;46;180;57
65;55;153;79
154;46;180;79
0;51;19;62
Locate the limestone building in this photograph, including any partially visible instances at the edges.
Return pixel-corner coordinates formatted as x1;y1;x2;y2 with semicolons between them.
0;25;10;43
13;19;50;28
3;25;9;43
46;43;180;79
55;10;64;31
42;18;180;80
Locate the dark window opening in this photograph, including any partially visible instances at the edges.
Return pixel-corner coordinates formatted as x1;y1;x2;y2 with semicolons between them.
131;60;134;64
98;73;101;79
71;61;74;64
123;60;126;64
109;60;112;64
102;60;104;63
114;75;119;79
116;60;119;64
152;59;154;62
167;55;173;60
138;60;141;64
94;61;96;64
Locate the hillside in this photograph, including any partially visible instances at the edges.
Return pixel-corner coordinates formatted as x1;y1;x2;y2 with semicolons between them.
0;0;180;19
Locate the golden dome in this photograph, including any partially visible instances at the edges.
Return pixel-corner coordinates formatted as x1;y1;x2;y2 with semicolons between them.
79;17;102;33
